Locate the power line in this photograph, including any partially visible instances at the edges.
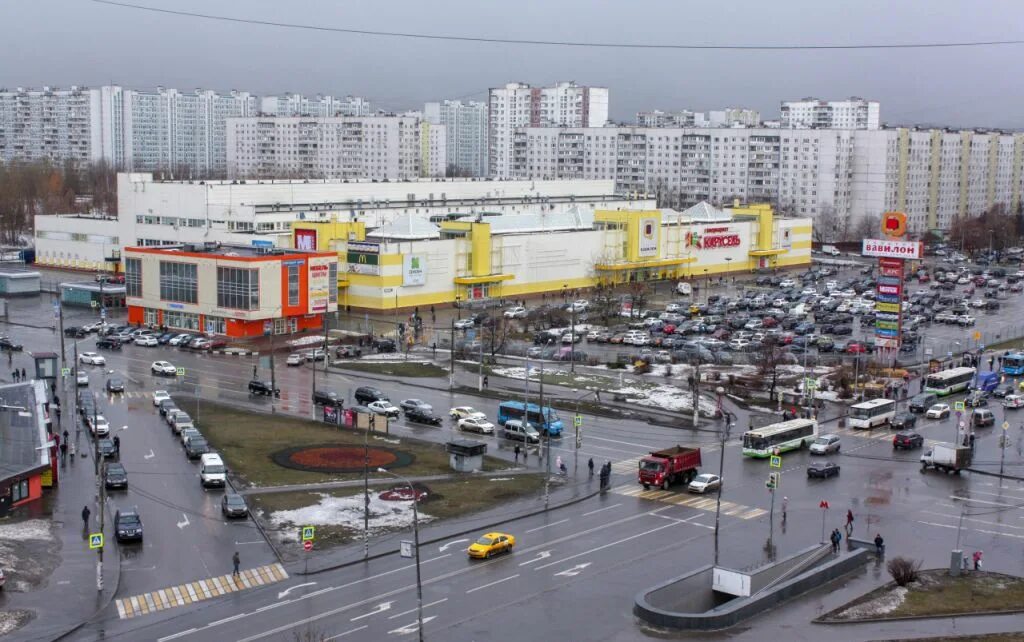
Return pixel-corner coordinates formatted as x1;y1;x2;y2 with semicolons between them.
92;0;1024;52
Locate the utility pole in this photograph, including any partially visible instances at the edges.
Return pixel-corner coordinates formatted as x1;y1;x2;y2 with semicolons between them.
713;388;731;566
58;303;66;372
691;356;700;427
540;362;550;508
449;318;455;390
378;468;424;642
477;330;484;391
363;415;371;560
269;327;277;414
570;305;576;373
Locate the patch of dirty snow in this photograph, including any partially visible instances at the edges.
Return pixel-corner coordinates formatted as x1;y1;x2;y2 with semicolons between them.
0;610;33;636
488;478;514;482
286;334;327;347
619;384;719;416
270;492;434;535
836;585;908;619
0;520;52;542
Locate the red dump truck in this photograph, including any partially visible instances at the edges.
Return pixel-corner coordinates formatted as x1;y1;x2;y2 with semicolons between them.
638;446;702;490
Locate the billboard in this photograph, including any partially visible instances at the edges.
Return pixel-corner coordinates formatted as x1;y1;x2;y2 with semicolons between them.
307;258;333;313
403;254;426;286
347;242;381;275
638;218;659;257
294;229;317;251
862;239;923;259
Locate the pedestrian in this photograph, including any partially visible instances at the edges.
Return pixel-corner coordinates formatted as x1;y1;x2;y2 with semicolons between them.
846;509;854;535
60;441;67;464
62;429;69;445
559;461;567;476
113;434;120;455
432;342;437;359
82;505;91;529
874;533;884;555
232;551;241;578
782;496;788;522
973;550;983;570
588;458;594;476
22;368;26;381
430;305;436;323
556;455;563;472
513;444;520;463
483;375;489;389
11;369;17;383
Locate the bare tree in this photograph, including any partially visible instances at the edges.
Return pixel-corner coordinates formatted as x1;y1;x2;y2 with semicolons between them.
813;204;841;243
627;281;652;319
852;214;880;240
756;340;787;403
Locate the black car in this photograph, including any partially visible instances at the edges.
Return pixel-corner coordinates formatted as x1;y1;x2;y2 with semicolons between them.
0;337;23;351
832;325;853;336
185;437;210;459
221;493;249;518
104;462;128;489
63;326;87;338
158;399;179;417
105;378;125;393
993;383;1015;398
114;509;143;542
355;386;388;405
248;380;280;397
157;332;176;345
312;389;341;406
405;407;443;426
97;438;117;459
964;393;988;408
95;337;122;350
372;338;397;353
400;399;432;413
78;395;96;416
889;412;917;431
807;462;841;479
893;432;924;450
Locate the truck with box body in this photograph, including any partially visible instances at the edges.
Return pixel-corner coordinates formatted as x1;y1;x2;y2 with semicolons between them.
638;446;702;490
920;442;972;474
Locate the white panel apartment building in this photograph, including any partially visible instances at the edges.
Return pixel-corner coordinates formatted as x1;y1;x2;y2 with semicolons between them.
0;87;105;165
781;97;880;130
258;94;372;118
489;82;609;179
424;100;488;176
511;126;1024;235
226;116;446;180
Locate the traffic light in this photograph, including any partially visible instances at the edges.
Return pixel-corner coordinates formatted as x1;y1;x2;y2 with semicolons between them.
766;472;780;489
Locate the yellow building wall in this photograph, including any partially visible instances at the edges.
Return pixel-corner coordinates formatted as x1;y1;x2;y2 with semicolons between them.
289;220;366;251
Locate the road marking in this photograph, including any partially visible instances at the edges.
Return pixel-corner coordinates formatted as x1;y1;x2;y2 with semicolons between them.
535;522;677;571
525;519;568;533
920;510;1024;532
176;513;190;529
324;626;368;640
518;551;552;566
917;520;1024;541
438;538;469;552
582;503;621;516
388;615;436;636
277;582;317;599
144;449;155;459
949;495;1021;508
234;540;266;545
554;562;591;577
350;601;393;621
387;598;448;620
208;613;246;627
157;628;197;642
466;574;520;594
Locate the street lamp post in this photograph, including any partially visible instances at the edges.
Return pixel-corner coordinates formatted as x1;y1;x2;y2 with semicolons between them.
378;468;424;642
455;295;462;320
713;387;732;566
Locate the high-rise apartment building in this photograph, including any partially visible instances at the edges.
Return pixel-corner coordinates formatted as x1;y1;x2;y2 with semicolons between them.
781;97;880;130
424;100;488;176
226;116;446;181
488;81;609;179
510;125;1024;235
259;94;372;118
636;108;761;129
0;86;103;165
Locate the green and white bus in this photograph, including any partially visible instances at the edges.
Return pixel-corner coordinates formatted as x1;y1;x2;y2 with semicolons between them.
741;418;818;458
924;366;976;396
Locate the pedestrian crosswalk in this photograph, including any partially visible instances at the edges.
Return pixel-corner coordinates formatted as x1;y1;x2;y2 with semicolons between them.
610;484;768;520
115;563;288;620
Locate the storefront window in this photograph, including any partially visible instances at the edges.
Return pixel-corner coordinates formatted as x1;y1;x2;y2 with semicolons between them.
216;267;259;310
12;479;28;502
159;262;197;304
125;258;142;297
205;316;226;335
164;310;200;331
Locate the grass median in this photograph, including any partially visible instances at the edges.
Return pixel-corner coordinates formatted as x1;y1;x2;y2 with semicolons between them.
195;401;512;488
330;360;447;378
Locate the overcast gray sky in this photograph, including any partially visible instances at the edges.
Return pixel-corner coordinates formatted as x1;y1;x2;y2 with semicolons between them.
4;0;1023;127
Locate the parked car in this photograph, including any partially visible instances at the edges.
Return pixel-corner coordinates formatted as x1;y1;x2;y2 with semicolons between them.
809;434;841;455
504;307;528;319
95;337;122;350
286;353;304;367
114;508;143;542
807;462;841;479
185;437;210;459
89;415;110;436
64;326;87;338
312;389;341;406
134;335;159;347
687;473;722;494
248;380;279;397
152;390;171;407
893;432;924;450
367;400;401;418
221;493;249;519
105;378;125;393
97;438;117;459
335;345;362;359
76;370;89;387
103;462;128;489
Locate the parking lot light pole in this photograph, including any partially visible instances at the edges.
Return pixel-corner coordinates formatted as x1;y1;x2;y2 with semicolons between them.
377;468;424;642
714;387;732;566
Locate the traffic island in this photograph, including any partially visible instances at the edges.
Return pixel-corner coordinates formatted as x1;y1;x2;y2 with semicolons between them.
816;569;1024;622
634;544;870;631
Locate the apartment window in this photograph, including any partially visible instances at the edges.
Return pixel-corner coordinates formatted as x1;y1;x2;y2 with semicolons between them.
217;267;259;310
287;263;300;306
159;261;198;304
124;257;142;297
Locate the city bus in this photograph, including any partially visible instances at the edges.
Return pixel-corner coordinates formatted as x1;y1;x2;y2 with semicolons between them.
741;418;818;458
924;367;977;396
1003;353;1024;376
497;401;563;437
848;398;896;430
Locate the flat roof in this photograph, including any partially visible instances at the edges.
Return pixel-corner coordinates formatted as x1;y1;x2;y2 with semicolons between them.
0;267;40;278
60;281;126;293
125;243;333;261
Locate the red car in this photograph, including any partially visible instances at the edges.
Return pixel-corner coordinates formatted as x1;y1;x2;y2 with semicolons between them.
761;317;779;328
845;342;867;354
662;324;676;335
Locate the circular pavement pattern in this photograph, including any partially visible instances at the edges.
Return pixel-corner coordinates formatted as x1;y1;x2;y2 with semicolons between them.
271;444;414;474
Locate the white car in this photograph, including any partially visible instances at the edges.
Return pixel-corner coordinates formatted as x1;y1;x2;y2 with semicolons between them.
971;299;986;308
665;303;683;313
453;318;475;330
135;335;158;347
801;288;817;296
458;417;495;434
779;279;795;288
151;361;176;376
286;353;304;366
570;299;589;312
90;415;110;436
152;390;171;407
926;403;951;419
1004;394;1024;409
367;400;401;418
79;352;106;366
449;406;486;421
503;307;527;319
688;474;722;494
957;276;971;285
825;281;838;291
76;371;89;386
957;315;976;326
728;338;751;351
169;333;192;346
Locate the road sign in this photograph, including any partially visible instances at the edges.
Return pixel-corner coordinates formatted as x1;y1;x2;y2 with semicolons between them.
769;455;782;469
959;421;965;429
301;526;315;541
400;540;413;559
175;367;185;377
973;331;981;340
819;500;829;509
61;367;70;376
573;414;582;427
954;401;965;411
303;540;313;552
89;533;104;549
1003;421;1010;431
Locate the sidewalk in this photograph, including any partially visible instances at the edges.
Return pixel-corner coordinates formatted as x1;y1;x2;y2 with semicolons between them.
5;411;120;642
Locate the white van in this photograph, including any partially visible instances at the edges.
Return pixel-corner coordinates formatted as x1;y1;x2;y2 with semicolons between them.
676;282;692;296
199;453;227;488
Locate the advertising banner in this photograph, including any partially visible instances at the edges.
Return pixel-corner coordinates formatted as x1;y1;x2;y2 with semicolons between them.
307;258;332;313
294;229;317;251
876;302;901;313
638;218;659;257
402;254;426;286
347;242;381;275
877;275;902;287
877;284;901;296
862;239;923;259
875;293;900;304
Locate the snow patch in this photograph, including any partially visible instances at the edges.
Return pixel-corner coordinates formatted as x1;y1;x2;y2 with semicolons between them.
618;384;718;416
287;334;327;347
270;492;434;534
488;477;514;482
836;585;908;619
0;520;52;542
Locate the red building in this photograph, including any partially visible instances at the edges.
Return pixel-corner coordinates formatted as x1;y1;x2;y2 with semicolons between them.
123;243;339;338
0;381;52;517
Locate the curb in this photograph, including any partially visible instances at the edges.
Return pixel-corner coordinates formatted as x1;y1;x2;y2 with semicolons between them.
966;468;1024;482
211;348;260;356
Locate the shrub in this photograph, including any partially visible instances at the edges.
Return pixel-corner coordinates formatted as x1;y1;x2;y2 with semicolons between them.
886;556;922;587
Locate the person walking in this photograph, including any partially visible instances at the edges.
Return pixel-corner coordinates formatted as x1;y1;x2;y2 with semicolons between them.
782;496;788;523
588;458;594;476
874;533;885;555
113;434;120;456
11;369;17;383
483;375;489;389
973;550;983;570
82;505;91;530
556;455;563;472
513;444;520;463
20;368;26;381
845;509;855;535
232;551;241;578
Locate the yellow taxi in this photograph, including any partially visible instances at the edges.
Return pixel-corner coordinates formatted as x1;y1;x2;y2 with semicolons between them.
467;532;516;559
